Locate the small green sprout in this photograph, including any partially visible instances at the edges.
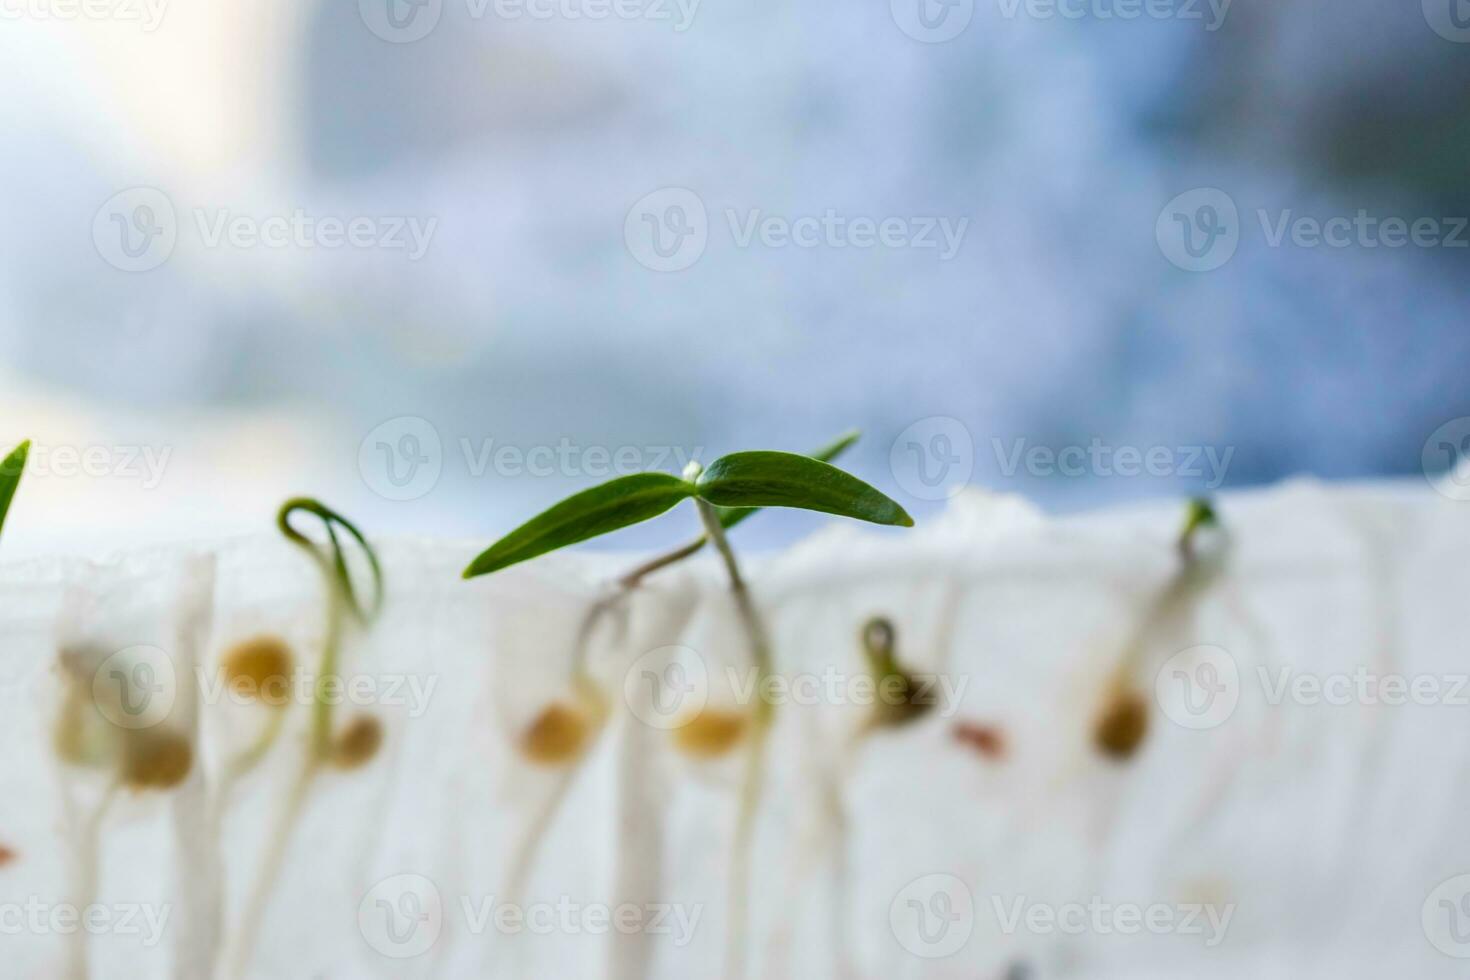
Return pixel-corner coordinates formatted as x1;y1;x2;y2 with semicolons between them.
228;499;385;980
859;617;935;731
277;498;383;761
464;438;912;980
1094;496;1222;761
0;440;30;545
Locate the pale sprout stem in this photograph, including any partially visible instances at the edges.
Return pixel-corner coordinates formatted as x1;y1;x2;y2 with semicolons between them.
694;497;773;980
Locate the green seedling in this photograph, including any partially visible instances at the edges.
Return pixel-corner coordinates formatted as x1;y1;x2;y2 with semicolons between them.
0;440;30;546
464;438;911;980
226;499;383;980
494;433;863;955
1094;497;1221;760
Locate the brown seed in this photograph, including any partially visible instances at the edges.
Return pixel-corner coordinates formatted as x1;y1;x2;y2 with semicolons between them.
0;845;17;868
332;715;384;769
221;636;294;706
953;721;1006;760
120;729;193;790
671;709;747;759
519;703;591;766
1094;689;1149;759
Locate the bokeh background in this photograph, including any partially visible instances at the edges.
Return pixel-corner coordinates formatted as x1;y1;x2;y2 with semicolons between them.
2;0;1469;558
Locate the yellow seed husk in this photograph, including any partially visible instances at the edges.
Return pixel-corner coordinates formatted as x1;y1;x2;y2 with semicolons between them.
519;703;591;765
221;636;294;706
671;708;748;759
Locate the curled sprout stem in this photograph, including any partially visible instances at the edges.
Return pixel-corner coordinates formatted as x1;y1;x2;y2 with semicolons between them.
277;498;383;758
226;500;382;980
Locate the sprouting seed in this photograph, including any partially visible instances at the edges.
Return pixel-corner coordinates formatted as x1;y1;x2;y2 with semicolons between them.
221;636;294;707
331;715;384;769
120;729;193;790
861;617;933;729
672;708;748;759
1094;687;1149;760
519;703;593;766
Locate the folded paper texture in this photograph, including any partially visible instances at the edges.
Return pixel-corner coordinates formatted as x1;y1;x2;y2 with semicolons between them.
1;482;1468;978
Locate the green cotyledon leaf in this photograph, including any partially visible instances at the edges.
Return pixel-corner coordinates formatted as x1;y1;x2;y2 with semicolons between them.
713;429;859;530
0;441;30;543
697;451;913;527
463;472;696;578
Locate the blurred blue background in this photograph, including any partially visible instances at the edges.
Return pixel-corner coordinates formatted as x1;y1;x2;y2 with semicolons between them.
1;0;1468;557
